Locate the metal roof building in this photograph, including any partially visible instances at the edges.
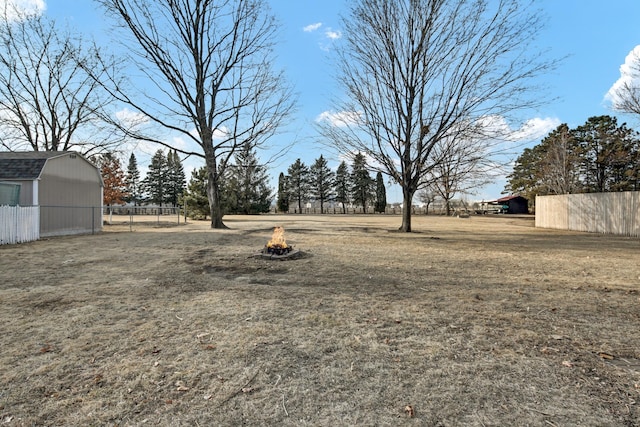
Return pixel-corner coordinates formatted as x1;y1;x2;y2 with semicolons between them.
495;195;529;214
0;151;103;236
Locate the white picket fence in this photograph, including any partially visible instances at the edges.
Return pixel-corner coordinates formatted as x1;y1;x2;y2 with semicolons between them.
0;206;40;245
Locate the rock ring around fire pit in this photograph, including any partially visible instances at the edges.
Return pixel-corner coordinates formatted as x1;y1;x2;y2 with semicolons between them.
253;225;306;260
252;246;304;260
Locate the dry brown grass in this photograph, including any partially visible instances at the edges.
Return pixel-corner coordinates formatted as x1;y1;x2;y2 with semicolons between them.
0;214;639;426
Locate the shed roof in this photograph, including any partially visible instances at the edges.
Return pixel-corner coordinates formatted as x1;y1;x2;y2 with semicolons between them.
496;195;527;203
0;151;76;180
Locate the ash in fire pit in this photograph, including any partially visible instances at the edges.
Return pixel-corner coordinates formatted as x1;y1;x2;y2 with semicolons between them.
255;226;302;260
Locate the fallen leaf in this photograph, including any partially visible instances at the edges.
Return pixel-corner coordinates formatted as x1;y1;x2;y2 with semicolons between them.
597;352;615;360
176;385;190;392
39;344;53;353
404;405;415;417
550;335;563;340
562;360;574;368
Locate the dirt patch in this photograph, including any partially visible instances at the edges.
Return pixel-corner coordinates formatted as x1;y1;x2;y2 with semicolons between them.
0;214;639;426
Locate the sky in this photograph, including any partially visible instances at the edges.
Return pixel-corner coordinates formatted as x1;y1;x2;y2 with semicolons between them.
7;0;640;203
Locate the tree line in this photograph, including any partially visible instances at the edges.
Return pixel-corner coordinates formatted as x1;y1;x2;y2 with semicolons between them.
177;149;388;219
98;150;186;208
505;115;640;202
277;153;386;214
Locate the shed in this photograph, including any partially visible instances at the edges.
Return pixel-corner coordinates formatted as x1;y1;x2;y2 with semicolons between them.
496;195;529;214
0;151;103;236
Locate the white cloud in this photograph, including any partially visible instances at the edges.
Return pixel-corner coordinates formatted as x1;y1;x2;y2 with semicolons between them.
510;117;562;142
605;45;640;107
1;0;45;21
475;115;560;143
316;110;361;127
324;28;342;40
115;108;149;127
303;22;322;32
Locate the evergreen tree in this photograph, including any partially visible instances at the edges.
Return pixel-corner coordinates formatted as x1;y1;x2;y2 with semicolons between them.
166;150;186;207
334;161;350;214
100;153;128;207
143;149;168;205
505;145;546;201
351;153;374;213
574;116;639;193
276;172;290;213
374;171;387;213
309;154;335;214
224;143;272;214
287;158;310;214
125;153;141;206
182;166;210;219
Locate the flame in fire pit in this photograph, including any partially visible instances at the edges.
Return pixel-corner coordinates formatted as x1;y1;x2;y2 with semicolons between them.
265;226;291;255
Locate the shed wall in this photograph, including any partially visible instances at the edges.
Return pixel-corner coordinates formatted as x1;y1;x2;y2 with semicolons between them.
39;154;103;236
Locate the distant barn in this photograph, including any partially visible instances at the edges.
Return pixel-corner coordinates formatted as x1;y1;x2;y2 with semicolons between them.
496;195;529;214
0;151;103;237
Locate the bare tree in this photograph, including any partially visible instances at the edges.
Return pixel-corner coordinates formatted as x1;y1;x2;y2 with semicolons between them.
417;186;437;215
0;6;121;155
425;132;495;216
537;124;581;195
95;0;295;229
318;0;555;231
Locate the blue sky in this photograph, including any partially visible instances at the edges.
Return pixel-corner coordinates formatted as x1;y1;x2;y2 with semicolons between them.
10;0;640;203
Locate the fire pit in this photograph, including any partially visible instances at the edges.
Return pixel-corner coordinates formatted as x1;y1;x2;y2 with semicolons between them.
254;226;302;260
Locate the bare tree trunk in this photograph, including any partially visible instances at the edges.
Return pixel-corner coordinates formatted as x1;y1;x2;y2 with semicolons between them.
206;160;227;229
400;188;413;232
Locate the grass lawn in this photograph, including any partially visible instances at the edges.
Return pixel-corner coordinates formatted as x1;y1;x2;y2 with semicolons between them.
1;214;639;426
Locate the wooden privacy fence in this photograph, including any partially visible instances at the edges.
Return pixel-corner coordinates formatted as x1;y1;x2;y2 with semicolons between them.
0;205;40;245
536;192;640;237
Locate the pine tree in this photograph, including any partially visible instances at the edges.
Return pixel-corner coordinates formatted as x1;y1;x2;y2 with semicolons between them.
166;150;186;207
276;172;290;213
334;161;350;214
309;154;335;214
125;153;141;206
287;158;310;214
224;143;272;214
351;153;374;213
100;153;128;207
574;116;639;193
182;166;210;219
374;171;387;213
143;149;168;205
